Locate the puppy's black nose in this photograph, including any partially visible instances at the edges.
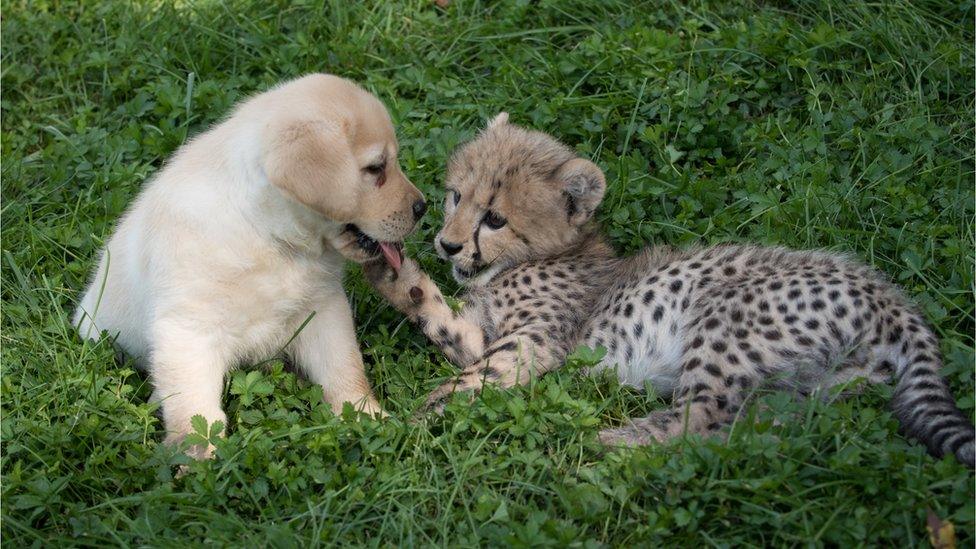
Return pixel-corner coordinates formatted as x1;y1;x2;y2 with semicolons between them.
439;239;462;256
412;199;427;221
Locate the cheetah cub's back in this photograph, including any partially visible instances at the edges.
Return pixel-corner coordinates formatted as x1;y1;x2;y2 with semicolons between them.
367;113;974;467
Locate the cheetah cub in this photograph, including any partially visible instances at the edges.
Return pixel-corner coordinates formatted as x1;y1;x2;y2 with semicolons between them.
366;113;975;466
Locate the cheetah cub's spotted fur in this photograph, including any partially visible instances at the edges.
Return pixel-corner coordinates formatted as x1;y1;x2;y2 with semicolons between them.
367;113;975;466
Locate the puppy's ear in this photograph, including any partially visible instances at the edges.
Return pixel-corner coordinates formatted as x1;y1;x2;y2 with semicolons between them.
486;112;509;130
262;120;359;221
554;158;605;226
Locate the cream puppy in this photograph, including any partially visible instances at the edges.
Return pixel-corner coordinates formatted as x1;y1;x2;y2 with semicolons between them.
74;74;424;456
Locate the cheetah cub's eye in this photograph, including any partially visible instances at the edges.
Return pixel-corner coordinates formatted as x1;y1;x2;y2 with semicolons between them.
449;189;460;206
484;210;507;230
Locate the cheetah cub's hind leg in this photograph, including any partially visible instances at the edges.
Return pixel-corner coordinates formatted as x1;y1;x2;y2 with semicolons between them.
599;308;763;446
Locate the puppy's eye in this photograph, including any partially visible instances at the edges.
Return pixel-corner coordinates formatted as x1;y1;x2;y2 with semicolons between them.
484;210;507;230
364;163;385;175
364;162;387;187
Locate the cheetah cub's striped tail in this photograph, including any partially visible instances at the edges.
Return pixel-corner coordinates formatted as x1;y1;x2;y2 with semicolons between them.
889;317;974;467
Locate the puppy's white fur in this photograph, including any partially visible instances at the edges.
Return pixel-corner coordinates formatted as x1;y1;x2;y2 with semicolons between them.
74;74;423;455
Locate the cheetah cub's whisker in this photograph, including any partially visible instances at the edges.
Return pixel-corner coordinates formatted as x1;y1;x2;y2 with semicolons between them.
365;113;975;467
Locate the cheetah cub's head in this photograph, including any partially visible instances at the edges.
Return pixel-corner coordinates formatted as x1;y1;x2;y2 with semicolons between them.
436;113;606;285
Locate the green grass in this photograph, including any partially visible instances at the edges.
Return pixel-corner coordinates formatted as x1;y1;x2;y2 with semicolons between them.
2;0;974;545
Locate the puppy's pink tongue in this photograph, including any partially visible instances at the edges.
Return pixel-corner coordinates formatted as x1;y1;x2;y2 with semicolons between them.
379;242;402;272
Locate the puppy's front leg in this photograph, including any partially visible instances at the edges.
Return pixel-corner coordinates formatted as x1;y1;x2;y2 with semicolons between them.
290;291;384;417
150;320;229;459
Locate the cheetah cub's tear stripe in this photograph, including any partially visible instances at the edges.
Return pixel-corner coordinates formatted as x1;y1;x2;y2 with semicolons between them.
365;114;975;467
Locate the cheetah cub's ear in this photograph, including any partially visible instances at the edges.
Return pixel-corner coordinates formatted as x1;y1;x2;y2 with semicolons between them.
486;111;509;129
555;158;606;226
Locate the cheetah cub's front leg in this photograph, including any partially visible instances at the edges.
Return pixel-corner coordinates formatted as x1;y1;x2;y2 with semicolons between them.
366;259;560;413
422;328;561;413
365;258;485;368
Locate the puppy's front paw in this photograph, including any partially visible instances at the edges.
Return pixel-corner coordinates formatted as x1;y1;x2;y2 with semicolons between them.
164;430;217;468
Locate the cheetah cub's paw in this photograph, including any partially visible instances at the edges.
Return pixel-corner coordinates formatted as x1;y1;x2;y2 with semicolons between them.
598;411;680;447
598;423;664;447
364;257;426;313
420;381;477;416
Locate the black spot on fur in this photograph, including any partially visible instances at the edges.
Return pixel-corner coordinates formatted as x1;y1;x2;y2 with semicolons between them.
493;341;517;353
652;306;664;322
643;290;655;305
479;366;501;379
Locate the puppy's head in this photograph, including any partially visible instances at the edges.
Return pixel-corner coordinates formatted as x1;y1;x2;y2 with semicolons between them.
436;113;605;285
261;74;425;265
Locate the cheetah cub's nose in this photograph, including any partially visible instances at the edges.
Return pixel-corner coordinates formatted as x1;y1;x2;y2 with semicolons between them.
439;239;463;256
